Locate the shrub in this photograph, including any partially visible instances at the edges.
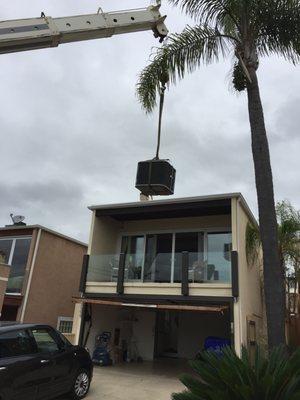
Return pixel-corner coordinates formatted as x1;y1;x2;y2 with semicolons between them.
172;346;300;400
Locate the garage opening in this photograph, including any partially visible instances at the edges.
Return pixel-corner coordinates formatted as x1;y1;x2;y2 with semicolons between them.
154;309;231;360
80;300;232;368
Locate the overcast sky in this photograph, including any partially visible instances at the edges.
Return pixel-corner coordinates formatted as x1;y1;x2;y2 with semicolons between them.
1;0;299;243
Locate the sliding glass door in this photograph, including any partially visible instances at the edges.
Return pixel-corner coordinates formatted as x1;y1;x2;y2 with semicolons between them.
207;232;232;282
144;234;173;283
121;230;232;284
174;232;204;283
121;235;145;281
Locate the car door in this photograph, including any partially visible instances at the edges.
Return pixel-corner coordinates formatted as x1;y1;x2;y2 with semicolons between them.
0;329;39;400
30;327;75;400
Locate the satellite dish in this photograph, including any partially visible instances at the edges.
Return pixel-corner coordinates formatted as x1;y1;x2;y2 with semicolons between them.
10;214;25;225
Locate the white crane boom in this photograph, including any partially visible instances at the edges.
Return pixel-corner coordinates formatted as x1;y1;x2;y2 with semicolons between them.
0;5;168;55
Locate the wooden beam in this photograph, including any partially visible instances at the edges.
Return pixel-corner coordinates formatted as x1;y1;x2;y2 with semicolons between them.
157;304;228;313
72;297;229;313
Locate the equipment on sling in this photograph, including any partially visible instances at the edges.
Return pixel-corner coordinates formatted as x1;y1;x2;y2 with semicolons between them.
135;77;176;196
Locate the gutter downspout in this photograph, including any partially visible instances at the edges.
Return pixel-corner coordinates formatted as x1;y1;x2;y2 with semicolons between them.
20;228;42;323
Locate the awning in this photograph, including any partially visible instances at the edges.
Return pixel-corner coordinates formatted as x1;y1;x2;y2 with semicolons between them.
73;297;229;314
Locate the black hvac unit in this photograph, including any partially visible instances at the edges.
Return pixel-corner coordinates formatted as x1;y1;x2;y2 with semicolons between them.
135;159;176;196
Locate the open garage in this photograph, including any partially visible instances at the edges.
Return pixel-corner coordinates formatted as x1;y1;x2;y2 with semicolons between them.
80;299;232;365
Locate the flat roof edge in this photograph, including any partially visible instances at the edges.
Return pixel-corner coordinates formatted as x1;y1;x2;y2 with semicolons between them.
88;193;242;211
0;225;87;247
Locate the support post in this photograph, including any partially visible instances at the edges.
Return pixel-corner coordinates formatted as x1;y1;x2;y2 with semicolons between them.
231;251;239;298
181;251;189;296
78;302;87;347
79;254;89;294
117;253;126;295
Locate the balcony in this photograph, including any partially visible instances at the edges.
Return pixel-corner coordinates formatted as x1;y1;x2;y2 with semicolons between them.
85;248;232;299
84;230;233;297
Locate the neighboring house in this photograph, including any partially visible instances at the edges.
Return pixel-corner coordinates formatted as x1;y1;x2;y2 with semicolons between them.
73;193;263;360
0;223;87;334
0;262;10;318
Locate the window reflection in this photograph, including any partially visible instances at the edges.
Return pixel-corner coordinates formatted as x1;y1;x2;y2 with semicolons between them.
207;233;232;282
0;237;32;294
144;234;173;283
0;240;13;264
121;236;144;281
119;231;232;284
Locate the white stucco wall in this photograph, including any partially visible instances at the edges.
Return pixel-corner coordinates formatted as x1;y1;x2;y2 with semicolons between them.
86;305;156;361
231;198;264;355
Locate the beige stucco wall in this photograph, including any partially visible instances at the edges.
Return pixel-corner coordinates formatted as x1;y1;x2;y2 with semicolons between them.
0;263;10;317
88;213;122;255
86;282;232;297
231;198;263;355
21;230;87;328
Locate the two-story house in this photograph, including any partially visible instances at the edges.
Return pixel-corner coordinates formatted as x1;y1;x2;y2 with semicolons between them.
0;223;87;335
73;193;263;361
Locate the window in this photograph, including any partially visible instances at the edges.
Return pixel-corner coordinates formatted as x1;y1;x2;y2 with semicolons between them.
0;329;35;358
31;328;59;353
0;237;32;293
174;232;204;283
57;317;73;334
0;239;13;263
144;234;173;283
120;230;232;284
207;233;232;282
121;236;145;281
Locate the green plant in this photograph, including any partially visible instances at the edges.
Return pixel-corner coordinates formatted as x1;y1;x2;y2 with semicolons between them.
172;346;300;400
246;200;300;293
137;0;300;349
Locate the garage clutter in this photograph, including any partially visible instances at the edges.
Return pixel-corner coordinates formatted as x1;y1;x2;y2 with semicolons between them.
92;312;143;366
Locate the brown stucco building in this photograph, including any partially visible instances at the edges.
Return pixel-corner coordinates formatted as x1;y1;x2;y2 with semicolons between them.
0;224;87;332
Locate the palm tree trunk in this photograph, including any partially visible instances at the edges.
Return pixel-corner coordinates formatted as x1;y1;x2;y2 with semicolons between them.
246;68;286;349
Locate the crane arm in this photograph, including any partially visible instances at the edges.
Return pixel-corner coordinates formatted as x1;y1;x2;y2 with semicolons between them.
0;5;168;55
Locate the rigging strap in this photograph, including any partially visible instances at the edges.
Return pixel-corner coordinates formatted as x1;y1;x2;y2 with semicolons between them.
155;81;166;160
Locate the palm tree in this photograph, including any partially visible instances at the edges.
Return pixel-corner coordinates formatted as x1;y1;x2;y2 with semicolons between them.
136;0;300;349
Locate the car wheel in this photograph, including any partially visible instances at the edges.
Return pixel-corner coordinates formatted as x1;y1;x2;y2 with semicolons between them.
69;369;91;399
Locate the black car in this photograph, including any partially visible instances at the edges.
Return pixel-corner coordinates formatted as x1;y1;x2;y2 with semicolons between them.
0;323;93;400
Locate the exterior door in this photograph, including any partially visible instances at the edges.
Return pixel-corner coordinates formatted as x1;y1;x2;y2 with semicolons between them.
155;311;179;358
0;329;39;400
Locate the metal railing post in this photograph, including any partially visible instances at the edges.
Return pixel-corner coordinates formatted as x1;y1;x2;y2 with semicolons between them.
181;251;189;296
231;250;239;298
117;253;126;295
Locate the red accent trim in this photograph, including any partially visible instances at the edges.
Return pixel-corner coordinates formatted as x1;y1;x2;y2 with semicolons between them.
4;294;23;306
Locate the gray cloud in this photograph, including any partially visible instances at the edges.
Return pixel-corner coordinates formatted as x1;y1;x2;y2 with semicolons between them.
0;0;299;242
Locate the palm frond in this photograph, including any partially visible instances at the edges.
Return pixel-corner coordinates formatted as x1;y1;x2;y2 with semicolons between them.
136;25;231;112
245;222;261;266
254;0;300;63
276;200;300;262
168;0;241;31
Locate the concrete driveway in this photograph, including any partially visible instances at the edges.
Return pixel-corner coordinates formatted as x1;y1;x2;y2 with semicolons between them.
60;359;189;400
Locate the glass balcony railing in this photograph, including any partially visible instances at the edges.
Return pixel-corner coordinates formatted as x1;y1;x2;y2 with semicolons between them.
86;251;231;284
